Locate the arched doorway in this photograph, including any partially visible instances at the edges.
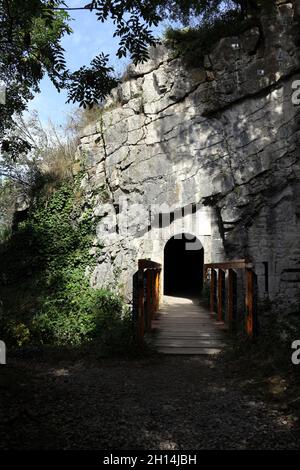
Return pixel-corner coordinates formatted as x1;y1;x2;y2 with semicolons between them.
164;233;204;298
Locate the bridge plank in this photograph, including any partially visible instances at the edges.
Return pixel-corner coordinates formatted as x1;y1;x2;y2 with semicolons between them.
157;347;222;355
150;296;228;355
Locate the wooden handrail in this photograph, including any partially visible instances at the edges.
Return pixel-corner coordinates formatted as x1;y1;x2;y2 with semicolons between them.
138;259;162;270
137;259;162;344
204;259;257;337
204;259;253;270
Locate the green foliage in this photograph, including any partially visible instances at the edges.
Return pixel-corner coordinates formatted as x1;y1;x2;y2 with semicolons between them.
0;1;71;136
33;289;131;350
158;1;277;25
67;53;118;109
0;175;131;352
8;321;31;347
0;226;11;243
0;0;159;137
158;0;236;25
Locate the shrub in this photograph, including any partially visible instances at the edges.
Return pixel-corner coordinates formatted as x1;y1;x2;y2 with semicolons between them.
0;176;132;353
32;288;131;350
7;321;31;347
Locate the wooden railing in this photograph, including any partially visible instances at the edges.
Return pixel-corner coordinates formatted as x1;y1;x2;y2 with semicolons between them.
136;259;162;344
204;259;257;338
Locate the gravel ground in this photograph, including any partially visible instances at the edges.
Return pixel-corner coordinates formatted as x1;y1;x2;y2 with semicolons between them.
0;354;299;450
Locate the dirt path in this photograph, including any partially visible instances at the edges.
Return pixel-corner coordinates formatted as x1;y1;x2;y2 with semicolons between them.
0;354;299;450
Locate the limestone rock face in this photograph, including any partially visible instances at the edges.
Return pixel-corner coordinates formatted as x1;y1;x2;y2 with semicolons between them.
79;2;300;311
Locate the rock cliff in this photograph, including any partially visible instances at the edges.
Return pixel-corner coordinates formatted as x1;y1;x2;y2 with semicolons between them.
78;1;300;311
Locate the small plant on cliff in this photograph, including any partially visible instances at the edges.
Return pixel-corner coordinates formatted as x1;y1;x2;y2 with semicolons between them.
164;0;277;67
164;9;258;67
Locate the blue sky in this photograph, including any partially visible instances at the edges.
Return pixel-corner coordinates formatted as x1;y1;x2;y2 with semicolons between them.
27;2;168;127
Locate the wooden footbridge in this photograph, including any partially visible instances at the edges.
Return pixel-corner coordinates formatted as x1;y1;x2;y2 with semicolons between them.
152;296;226;354
134;259;257;355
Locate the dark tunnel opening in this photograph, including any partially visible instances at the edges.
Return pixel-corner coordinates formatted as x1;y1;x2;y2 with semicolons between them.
163;234;204;298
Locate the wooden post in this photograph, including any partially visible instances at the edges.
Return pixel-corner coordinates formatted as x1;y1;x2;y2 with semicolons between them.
217;269;225;322
227;269;237;332
136;260;162;344
157;269;161;312
149;269;155;324
146;269;152;332
154;270;160;316
138;267;145;343
246;268;255;338
204;259;257;336
210;268;216;314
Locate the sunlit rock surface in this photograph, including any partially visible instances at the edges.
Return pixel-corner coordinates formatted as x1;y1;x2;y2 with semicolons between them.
78;1;300;311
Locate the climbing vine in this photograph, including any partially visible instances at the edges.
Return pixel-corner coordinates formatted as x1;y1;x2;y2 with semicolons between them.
0;173;132;351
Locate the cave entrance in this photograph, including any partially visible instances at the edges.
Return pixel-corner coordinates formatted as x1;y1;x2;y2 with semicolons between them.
163;233;204;298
